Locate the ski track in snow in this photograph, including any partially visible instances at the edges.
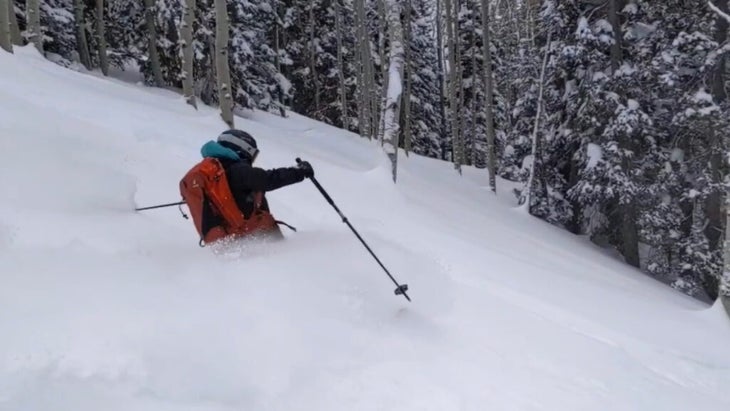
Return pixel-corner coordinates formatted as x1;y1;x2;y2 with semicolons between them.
1;46;730;411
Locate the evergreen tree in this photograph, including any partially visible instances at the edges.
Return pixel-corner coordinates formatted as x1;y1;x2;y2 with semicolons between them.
405;0;443;158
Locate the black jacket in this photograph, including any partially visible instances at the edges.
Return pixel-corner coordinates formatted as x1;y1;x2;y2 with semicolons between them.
220;158;305;218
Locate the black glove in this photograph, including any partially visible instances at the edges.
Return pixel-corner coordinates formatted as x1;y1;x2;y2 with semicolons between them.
297;160;314;179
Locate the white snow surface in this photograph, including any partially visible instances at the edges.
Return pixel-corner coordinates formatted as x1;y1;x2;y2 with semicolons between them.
2;47;730;411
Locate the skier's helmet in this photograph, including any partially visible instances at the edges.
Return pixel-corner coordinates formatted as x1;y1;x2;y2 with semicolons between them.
218;129;259;162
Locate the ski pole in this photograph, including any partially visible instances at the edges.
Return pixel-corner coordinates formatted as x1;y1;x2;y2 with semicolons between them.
135;201;186;212
296;158;410;302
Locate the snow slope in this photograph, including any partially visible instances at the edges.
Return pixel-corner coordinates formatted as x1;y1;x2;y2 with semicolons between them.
1;47;729;411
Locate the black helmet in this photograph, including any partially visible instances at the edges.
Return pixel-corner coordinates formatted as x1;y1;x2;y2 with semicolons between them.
217;129;259;162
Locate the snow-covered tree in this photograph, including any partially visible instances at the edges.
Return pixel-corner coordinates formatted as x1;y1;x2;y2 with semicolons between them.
228;0;288;112
405;0;443;158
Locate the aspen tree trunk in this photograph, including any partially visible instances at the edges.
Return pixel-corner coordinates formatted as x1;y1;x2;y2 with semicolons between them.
706;0;730;316
470;4;477;165
382;0;404;183
435;0;449;160
527;0;539;47
707;0;729;299
357;0;376;139
27;0;42;53
274;2;287;118
457;14;467;168
608;0;639;268
608;0;622;73
275;2;289;117
403;0;413;155
523;31;551;211
214;0;234;127
97;0;109;75
0;0;11;53
445;0;460;170
722;206;730;315
144;0;165;86
309;1;320;113
274;4;285;117
354;0;366;137
334;0;348;130
481;0;496;192
367;2;379;139
376;0;388;141
506;0;521;45
181;0;197;108
356;0;366;135
74;0;92;69
7;0;20;46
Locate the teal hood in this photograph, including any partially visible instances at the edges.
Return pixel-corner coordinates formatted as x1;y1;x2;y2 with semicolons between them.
200;140;240;161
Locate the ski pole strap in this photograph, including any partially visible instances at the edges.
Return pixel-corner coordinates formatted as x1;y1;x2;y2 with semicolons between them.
275;220;297;232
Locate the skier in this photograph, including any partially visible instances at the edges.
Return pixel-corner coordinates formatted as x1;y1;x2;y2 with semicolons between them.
179;129;313;245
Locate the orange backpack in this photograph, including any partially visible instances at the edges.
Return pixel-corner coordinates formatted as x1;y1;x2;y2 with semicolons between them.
179;158;278;245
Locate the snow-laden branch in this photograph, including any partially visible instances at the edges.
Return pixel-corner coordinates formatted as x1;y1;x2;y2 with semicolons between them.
708;1;730;24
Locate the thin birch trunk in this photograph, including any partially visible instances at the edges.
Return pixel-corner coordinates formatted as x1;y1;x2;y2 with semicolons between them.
705;0;729;298
376;0;388;141
366;2;378;139
481;0;496;192
358;0;376;139
403;0;413;155
74;0;92;69
7;0;20;45
708;0;730;315
214;0;234;127
456;0;465;169
309;1;320;113
527;0;539;47
718;208;730;315
144;0;164;86
608;0;622;73
97;0;109;75
27;0;42;53
334;0;348;130
456;1;466;168
354;0;366;137
181;0;197;108
608;0;639;268
445;0;460;170
523;31;551;211
436;0;449;159
444;0;454;162
470;3;477;165
0;0;11;53
274;3;285;116
382;0;404;183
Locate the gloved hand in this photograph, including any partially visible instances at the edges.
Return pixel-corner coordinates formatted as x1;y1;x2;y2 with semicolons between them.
297;160;314;179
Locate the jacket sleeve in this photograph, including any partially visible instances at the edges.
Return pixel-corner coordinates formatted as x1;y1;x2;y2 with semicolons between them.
227;162;305;193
